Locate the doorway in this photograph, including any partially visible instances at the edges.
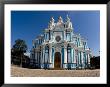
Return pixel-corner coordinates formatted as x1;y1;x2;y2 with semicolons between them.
54;52;61;69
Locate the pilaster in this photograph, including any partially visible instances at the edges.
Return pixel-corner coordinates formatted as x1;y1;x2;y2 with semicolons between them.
81;52;83;64
64;30;66;40
42;46;45;68
88;54;90;64
40;48;43;64
49;45;52;63
78;51;80;65
64;47;67;63
74;50;76;63
71;48;74;63
52;47;54;68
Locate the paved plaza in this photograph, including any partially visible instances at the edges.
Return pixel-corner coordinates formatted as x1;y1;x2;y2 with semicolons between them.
11;66;100;77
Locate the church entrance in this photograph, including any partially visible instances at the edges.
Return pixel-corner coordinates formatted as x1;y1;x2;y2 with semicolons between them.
54;52;61;69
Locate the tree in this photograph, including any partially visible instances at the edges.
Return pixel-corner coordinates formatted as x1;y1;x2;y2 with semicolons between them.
11;39;28;67
90;56;100;69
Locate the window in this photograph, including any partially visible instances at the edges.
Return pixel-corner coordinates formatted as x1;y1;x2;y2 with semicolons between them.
46;33;49;41
66;33;70;41
55;36;61;42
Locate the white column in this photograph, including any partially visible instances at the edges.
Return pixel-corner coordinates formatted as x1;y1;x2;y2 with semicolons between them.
63;47;67;68
81;52;83;64
49;46;52;63
81;52;84;68
64;31;66;40
51;32;53;40
78;52;80;64
52;48;54;68
88;54;90;64
73;50;76;63
40;49;43;64
85;54;87;68
76;50;78;65
71;48;73;63
71;32;72;41
43;47;45;65
64;47;67;63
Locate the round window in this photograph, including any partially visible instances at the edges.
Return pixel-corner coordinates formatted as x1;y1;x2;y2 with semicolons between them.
55;36;61;42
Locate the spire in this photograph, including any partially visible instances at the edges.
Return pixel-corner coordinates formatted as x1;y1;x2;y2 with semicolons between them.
58;16;63;23
66;14;70;22
48;16;55;29
65;14;73;29
51;16;55;23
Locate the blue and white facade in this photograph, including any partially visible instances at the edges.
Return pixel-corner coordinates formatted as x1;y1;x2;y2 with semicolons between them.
30;15;92;69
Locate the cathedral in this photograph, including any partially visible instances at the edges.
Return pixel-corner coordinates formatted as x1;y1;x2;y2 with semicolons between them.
30;15;92;69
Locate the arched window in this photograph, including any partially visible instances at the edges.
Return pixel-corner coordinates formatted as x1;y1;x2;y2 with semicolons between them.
66;32;71;41
83;42;86;49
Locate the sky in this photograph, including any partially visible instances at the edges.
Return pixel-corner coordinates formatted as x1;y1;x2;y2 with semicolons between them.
11;11;100;56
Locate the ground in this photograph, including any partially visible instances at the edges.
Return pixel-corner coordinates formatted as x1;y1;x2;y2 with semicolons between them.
11;65;100;77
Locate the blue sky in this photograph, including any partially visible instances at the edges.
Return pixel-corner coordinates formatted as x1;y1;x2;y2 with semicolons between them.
11;11;100;56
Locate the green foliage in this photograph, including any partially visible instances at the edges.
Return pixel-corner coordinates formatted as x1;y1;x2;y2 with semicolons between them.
12;39;27;54
11;39;28;66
